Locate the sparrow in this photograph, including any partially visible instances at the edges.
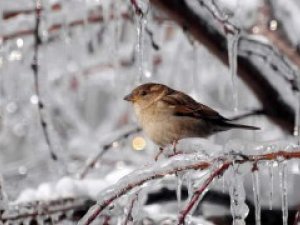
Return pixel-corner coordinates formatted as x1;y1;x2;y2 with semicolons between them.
124;83;259;147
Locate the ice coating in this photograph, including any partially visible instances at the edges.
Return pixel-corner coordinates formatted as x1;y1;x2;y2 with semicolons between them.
252;169;261;225
229;164;249;225
227;31;240;112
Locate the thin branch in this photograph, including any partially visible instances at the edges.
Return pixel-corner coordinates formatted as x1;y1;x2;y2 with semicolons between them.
77;127;141;179
79;150;300;225
130;0;144;17
177;162;230;224
1;198;93;222
123;192;139;225
197;0;240;35
3;11;130;41
229;108;265;121
32;0;57;160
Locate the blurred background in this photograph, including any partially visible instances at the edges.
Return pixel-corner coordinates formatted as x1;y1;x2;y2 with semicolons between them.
1;0;300;224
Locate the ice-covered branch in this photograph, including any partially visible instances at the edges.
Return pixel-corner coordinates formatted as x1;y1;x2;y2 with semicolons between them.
3;5;130;41
77;126;141;179
177;162;230;224
1;198;92;223
79;149;300;225
32;0;57;160
149;0;299;133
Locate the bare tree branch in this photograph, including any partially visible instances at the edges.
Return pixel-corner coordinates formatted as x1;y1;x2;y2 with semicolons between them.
32;0;57;160
79;150;300;225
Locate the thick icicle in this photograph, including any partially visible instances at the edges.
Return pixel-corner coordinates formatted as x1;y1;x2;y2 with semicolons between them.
176;173;183;211
294;91;300;144
227;30;240;112
229;164;249;225
0;175;7;211
268;161;274;210
136;15;147;83
252;170;261;225
279;161;288;225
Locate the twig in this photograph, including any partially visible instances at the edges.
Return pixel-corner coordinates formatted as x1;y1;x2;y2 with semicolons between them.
32;0;57;160
177;162;230;224
145;26;160;50
130;0;144;17
79;149;300;225
197;0;240;35
3;11;130;41
123;192;139;225
77;127;141;179
1;198;93;223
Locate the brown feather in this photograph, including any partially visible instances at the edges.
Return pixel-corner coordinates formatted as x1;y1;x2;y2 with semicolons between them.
161;89;228;122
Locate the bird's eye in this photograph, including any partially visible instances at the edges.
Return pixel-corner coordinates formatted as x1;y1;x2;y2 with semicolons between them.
140;90;147;96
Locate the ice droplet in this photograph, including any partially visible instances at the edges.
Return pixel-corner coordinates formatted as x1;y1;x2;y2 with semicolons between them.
279;161;288;225
252;169;261;225
227;30;240;112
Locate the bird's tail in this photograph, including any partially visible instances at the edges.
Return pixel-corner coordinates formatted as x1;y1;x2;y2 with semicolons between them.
221;122;260;130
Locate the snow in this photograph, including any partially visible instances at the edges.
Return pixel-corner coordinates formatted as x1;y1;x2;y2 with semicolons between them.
15;166;134;203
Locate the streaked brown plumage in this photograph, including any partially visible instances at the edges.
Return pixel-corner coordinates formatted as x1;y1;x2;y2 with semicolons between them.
124;83;259;147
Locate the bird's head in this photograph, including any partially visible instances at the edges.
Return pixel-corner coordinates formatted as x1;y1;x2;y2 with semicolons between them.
124;83;169;108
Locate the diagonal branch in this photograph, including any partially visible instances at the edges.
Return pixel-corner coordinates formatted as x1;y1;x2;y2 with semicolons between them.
78;150;300;225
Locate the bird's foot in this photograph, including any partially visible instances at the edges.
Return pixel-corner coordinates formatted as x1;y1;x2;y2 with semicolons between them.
172;140;179;154
167;151;184;158
154;147;164;161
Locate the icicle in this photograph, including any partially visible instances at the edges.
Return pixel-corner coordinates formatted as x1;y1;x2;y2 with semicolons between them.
252;170;261;225
222;175;226;193
279;161;288;225
294;91;300;144
191;43;199;98
185;172;194;203
36;215;45;225
227;30;240;112
0;175;8;211
136;15;147;83
229;164;249;225
268;161;274;210
176;174;183;211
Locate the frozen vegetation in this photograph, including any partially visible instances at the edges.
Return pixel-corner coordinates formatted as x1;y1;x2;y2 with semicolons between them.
1;0;300;224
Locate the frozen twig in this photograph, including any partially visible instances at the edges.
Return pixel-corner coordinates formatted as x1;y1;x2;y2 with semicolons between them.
130;0;144;17
1;198;92;223
123;192;139;225
79;149;300;225
77;126;141;179
177;162;231;224
32;0;57;160
197;0;240;35
3;8;131;41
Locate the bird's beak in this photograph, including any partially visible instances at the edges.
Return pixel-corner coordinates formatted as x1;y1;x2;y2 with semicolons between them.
123;93;134;102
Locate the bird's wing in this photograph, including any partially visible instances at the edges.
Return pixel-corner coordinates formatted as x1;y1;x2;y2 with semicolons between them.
161;91;228;121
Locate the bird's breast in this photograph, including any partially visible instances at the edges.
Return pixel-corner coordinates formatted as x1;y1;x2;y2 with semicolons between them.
134;104;213;146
